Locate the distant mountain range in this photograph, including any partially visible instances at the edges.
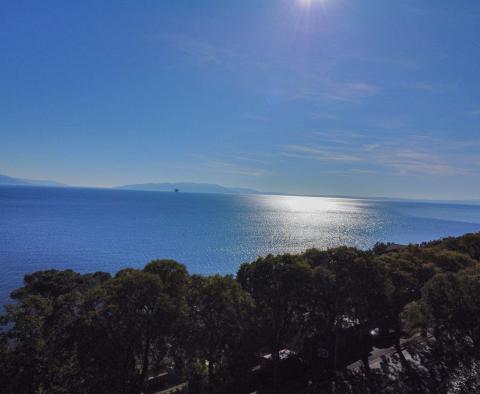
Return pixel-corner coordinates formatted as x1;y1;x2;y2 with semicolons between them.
0;174;66;187
115;182;259;194
0;174;257;194
1;174;479;203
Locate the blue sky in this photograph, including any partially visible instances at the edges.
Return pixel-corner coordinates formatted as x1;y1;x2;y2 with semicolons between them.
1;0;480;199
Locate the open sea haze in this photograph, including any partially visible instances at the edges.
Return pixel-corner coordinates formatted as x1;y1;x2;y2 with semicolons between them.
1;186;480;303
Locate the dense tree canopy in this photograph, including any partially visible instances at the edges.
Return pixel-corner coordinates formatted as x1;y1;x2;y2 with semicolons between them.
1;232;480;393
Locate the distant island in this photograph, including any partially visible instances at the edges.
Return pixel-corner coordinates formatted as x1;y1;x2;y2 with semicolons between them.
0;174;258;195
1;174;478;204
115;182;259;195
0;174;66;187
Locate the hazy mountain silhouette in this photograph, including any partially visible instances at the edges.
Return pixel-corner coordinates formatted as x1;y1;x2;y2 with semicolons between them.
115;182;259;194
0;174;66;187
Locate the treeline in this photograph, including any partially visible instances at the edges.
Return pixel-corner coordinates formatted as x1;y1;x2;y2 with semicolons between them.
1;233;480;393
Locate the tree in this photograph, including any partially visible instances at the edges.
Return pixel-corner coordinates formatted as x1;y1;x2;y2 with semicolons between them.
143;259;190;378
106;268;179;393
425;250;475;273
342;256;387;372
185;274;254;393
304;265;337;379
144;259;189;299
237;254;312;389
0;267;185;394
1;232;479;393
420;265;480;348
0;270;112;393
397;264;480;392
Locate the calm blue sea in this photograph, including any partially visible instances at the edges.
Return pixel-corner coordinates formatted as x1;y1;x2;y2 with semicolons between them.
1;186;480;304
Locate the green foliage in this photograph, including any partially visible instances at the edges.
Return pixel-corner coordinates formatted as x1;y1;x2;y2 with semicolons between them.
419;264;480;346
237;254;312;353
185;275;254;393
425;232;480;260
143;259;189;299
1;232;479;393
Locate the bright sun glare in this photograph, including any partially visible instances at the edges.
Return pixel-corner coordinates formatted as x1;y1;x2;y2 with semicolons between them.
298;0;326;9
299;0;312;5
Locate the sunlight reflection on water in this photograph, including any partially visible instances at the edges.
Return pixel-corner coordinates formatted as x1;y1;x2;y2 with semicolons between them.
0;187;479;304
250;195;386;253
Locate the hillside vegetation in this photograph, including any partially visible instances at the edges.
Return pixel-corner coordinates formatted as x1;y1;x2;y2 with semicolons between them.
1;233;480;393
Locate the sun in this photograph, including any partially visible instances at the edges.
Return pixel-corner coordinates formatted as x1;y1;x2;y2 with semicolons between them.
298;0;327;6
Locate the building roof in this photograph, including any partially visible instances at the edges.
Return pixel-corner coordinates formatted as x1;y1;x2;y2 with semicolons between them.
261;349;296;361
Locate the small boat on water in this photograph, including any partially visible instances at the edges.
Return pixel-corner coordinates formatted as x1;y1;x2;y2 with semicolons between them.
174;188;179;193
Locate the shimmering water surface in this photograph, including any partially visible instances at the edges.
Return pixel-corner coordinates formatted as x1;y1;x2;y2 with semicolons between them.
1;186;480;303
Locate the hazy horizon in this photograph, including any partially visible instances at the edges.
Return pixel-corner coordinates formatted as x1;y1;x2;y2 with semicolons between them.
3;173;480;203
2;1;480;200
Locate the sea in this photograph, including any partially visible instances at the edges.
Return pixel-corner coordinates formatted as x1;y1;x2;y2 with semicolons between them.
1;186;480;304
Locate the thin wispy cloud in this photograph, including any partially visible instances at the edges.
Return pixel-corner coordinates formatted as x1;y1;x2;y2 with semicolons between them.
188;154;268;177
403;82;449;93
162;34;244;67
242;114;270;122
372;117;409;130
282;144;364;162
279;131;480;178
309;130;367;145
375;149;467;176
343;52;419;70
164;35;381;105
311;112;338;120
320;168;379;176
284;79;381;104
323;81;381;102
362;144;380;152
370;138;479;176
468;109;480;116
229;154;271;165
